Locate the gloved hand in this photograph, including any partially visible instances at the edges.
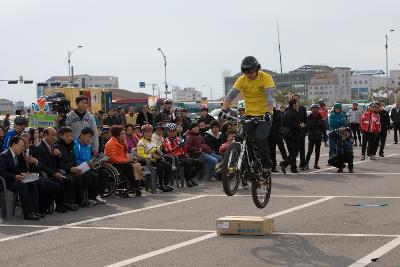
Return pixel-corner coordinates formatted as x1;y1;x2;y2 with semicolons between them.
218;109;229;119
263;112;272;122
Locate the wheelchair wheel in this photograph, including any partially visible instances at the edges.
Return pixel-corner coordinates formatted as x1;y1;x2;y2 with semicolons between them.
95;164;118;197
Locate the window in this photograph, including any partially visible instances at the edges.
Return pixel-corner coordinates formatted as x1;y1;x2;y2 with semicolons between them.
354;81;357;85
364;80;368;84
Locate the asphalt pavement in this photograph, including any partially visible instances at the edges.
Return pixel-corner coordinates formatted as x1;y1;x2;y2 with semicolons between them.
1;134;400;267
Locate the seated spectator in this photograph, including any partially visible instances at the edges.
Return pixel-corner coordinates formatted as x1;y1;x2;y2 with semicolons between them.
163;123;203;187
126;124;141;152
98;125;111;154
204;121;222;155
73;127;107;204
29;128;42;146
0;126;5;152
176;122;185;142
219;121;232;144
54;127;91;207
181;109;192;133
125;106;137;125
0;136;40;220
219;129;237;156
199;107;215;128
197;118;207;137
328;127;354;173
185;122;221;180
105;125;143;196
31;127;75;213
103;108;120;126
137;124;173;192
151;124;164;147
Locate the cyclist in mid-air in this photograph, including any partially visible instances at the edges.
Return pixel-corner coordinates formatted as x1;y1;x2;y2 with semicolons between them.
220;56;275;172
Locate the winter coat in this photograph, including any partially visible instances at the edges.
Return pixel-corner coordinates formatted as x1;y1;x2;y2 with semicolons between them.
204;129;222;154
379;109;391;131
349;108;363;124
360;111;381;133
163;137;185;157
104;137;129;164
282;107;302;140
66;110;99;151
73;138;93;166
390;107;400;126
328;111;347;131
185;131;212;158
306;113;323;140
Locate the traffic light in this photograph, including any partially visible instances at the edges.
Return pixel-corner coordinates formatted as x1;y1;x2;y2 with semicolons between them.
23;80;33;84
8;80;18;84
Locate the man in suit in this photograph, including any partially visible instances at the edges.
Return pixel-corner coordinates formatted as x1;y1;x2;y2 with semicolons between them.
390;100;400;144
0;136;40;220
31;127;76;213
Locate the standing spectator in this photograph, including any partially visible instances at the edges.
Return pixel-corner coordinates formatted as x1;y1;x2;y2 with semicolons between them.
204;121;222;155
0;126;5;151
290;94;307;170
268;107;288;172
116;106;127;126
2;116;28;151
360;103;381;160
181;108;192;133
137;105;154;126
328;102;347;158
185;122;220;179
305;104;323;169
199;107;215;128
137;124;173;192
349;102;363;146
163;123;203;187
0;136;40;220
378;100;391;157
152;124;164;147
318;100;329;147
280;99;304;174
3;114;11;130
102;108;120;127
155;99;174;126
125;106;137;125
390;100;400;144
65;96;99;154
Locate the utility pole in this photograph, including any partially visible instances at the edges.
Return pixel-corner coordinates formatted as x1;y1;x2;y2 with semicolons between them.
277;19;283;74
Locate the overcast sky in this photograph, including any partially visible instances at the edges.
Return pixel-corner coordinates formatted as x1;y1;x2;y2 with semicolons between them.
1;0;399;105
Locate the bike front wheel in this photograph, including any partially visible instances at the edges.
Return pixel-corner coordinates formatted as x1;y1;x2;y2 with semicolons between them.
222;142;241;196
251;168;272;209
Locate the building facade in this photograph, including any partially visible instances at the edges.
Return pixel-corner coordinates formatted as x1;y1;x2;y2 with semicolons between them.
37;75;119;98
307;67;352;106
172;86;202;102
0;99;14;113
351;70;386;100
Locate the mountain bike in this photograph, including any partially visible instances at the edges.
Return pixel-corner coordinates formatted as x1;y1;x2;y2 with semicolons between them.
221;116;272;209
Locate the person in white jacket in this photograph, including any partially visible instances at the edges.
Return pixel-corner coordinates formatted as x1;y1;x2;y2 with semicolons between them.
348;102;363;146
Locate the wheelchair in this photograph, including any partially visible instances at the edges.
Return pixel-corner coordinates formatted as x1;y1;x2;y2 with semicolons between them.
94;163;131;198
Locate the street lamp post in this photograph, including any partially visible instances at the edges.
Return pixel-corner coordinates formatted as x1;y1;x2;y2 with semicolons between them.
202;85;212;102
157;48;168;99
67;45;83;87
385;30;394;91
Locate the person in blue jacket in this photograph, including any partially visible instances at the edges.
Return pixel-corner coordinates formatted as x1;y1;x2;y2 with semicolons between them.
2;116;28;152
328;103;347;157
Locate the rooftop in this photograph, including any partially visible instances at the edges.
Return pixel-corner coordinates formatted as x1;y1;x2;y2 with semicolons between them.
352;70;385;76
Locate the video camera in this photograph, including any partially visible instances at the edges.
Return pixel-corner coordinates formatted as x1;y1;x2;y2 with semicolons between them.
46;92;71;114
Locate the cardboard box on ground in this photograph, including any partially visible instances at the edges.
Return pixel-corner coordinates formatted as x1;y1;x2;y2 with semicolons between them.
216;216;274;236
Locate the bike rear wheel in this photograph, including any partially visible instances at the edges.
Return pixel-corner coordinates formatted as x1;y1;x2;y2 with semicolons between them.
222;143;241;196
251;168;272;209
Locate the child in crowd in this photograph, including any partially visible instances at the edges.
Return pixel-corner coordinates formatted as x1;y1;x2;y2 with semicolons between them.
328;127;354;173
137;124;173;192
219;130;237;156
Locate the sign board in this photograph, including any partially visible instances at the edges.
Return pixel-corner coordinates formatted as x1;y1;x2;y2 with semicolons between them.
139;82;146;88
28;114;57;128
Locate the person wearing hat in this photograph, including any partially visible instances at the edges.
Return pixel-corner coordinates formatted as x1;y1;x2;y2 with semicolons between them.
199;107;215;129
305;104;324;169
162;123;203;187
360;103;381;160
155;99;174;127
328;102;347;158
349;102;363;146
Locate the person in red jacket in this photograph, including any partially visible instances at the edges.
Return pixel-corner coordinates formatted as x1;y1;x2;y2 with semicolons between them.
185;122;220;179
163;123;203;187
360;103;381;160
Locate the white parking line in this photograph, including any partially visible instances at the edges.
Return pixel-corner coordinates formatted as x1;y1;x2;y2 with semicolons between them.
105;197;335;266
105;233;218;267
0;195;206;243
348;236;400;267
206;194;400;199
272;232;399;238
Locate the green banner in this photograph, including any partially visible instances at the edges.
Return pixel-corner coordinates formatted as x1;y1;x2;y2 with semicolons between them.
28;114;57;128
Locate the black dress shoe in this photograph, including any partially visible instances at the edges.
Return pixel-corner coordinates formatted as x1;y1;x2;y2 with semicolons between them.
34;212;45;218
55;206;68;213
64;203;79;211
24;213;40;221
